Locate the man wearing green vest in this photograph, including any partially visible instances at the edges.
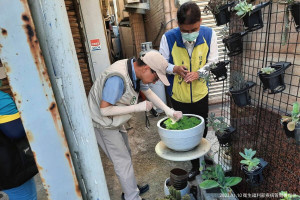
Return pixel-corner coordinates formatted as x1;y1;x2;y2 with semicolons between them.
159;2;219;181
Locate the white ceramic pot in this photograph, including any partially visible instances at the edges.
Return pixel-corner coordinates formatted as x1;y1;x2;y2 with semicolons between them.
157;114;205;151
164;178;190;197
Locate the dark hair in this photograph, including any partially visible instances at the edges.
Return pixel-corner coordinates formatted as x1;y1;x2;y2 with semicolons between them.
177;2;201;25
137;57;146;66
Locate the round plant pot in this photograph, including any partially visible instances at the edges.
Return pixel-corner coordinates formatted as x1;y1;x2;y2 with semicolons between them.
223;32;247;57
282;122;300;144
170;168;188;190
216;126;236;145
214;3;233;26
289;2;300;32
241;158;268;186
229;81;256;107
157;114;205;151
164;178;190;197
242;1;270;32
210;60;230;82
258;62;291;94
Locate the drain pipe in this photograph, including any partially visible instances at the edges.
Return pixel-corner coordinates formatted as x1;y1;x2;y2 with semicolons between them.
27;0;110;199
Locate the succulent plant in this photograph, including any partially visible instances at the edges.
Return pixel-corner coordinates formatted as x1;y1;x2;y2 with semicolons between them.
204;0;228;14
239;148;260;171
279;191;300;200
207;112;228;135
234;0;255;18
230;71;248;91
260;67;276;74
282;102;300;131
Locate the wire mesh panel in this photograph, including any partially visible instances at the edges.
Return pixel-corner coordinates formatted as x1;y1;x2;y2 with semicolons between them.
218;0;300;198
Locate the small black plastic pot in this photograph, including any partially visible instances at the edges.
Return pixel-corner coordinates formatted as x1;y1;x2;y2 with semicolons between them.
242;1;270;32
229;81;256;107
214;2;234;26
258;62;291;94
289;2;300;32
282;122;300;144
223;32;247;57
241;158;268;186
210;60;230;82
206;187;221;193
216;126;236;146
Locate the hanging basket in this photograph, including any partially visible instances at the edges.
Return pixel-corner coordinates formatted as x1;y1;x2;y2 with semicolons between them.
258;62;291;94
214;2;234;26
229;81;256;107
223;32;247;57
242;1;270;32
216;126;236;146
241;158;268;186
210;60;230;82
289;2;300;32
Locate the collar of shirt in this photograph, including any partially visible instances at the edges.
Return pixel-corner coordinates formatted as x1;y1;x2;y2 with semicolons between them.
182;37;196;48
131;59;138;89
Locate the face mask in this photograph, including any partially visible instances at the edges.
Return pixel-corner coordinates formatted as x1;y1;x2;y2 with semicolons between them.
181;31;199;42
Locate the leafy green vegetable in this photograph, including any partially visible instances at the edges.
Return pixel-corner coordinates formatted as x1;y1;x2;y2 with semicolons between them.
163;116;201;130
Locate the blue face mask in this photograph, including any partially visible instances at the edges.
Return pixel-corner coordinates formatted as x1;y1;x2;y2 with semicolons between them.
181;31;199;42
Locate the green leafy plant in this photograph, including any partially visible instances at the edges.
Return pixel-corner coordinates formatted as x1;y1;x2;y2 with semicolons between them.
282;102;300;131
163;116;201;130
207;112;228;136
234;0;255;18
199;165;242;195
239;148;260;171
204;0;228;14
230;71;248;91
279;191;300;200
156;186;190;200
260;67;276;74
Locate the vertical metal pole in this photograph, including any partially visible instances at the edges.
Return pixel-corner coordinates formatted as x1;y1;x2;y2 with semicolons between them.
0;1;82;199
79;0;111;78
27;0;110;199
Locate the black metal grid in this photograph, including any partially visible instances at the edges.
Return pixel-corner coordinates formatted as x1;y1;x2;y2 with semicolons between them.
217;0;300;197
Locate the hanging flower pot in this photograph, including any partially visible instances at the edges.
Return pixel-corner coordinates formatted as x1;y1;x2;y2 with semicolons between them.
213;2;235;26
241;158;268;186
289;2;300;32
258;61;291;94
241;2;270;32
229;81;256;107
216;126;236;146
223;31;247;57
210;60;230;82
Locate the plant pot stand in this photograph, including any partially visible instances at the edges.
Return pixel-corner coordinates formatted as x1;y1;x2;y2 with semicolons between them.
242;1;270;32
223;32;247;57
216;126;236;146
258;62;291;94
241;158;268;186
214;2;234;26
289;2;300;32
210;60;230;82
229;81;256;107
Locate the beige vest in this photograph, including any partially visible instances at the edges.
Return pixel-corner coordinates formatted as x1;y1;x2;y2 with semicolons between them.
88;59;139;129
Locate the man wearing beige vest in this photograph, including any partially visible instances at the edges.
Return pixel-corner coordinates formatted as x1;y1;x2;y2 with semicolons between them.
88;50;182;200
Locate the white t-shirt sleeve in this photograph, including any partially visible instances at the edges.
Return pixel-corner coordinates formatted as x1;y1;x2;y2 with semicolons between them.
159;34;175;75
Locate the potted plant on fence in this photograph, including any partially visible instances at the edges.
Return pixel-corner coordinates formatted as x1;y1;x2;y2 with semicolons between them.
207;112;236;146
240;148;268;186
281;0;300;45
223;31;247;57
281;102;300;143
229;71;256;107
279;191;300;200
234;0;271;32
200;164;242;196
258;61;291;94
209;60;230;82
204;0;235;26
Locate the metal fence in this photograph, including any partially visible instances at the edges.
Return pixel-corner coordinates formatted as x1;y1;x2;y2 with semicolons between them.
217;0;300;198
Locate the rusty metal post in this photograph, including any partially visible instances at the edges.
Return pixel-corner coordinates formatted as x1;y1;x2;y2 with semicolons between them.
26;0;110;200
0;1;82;200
